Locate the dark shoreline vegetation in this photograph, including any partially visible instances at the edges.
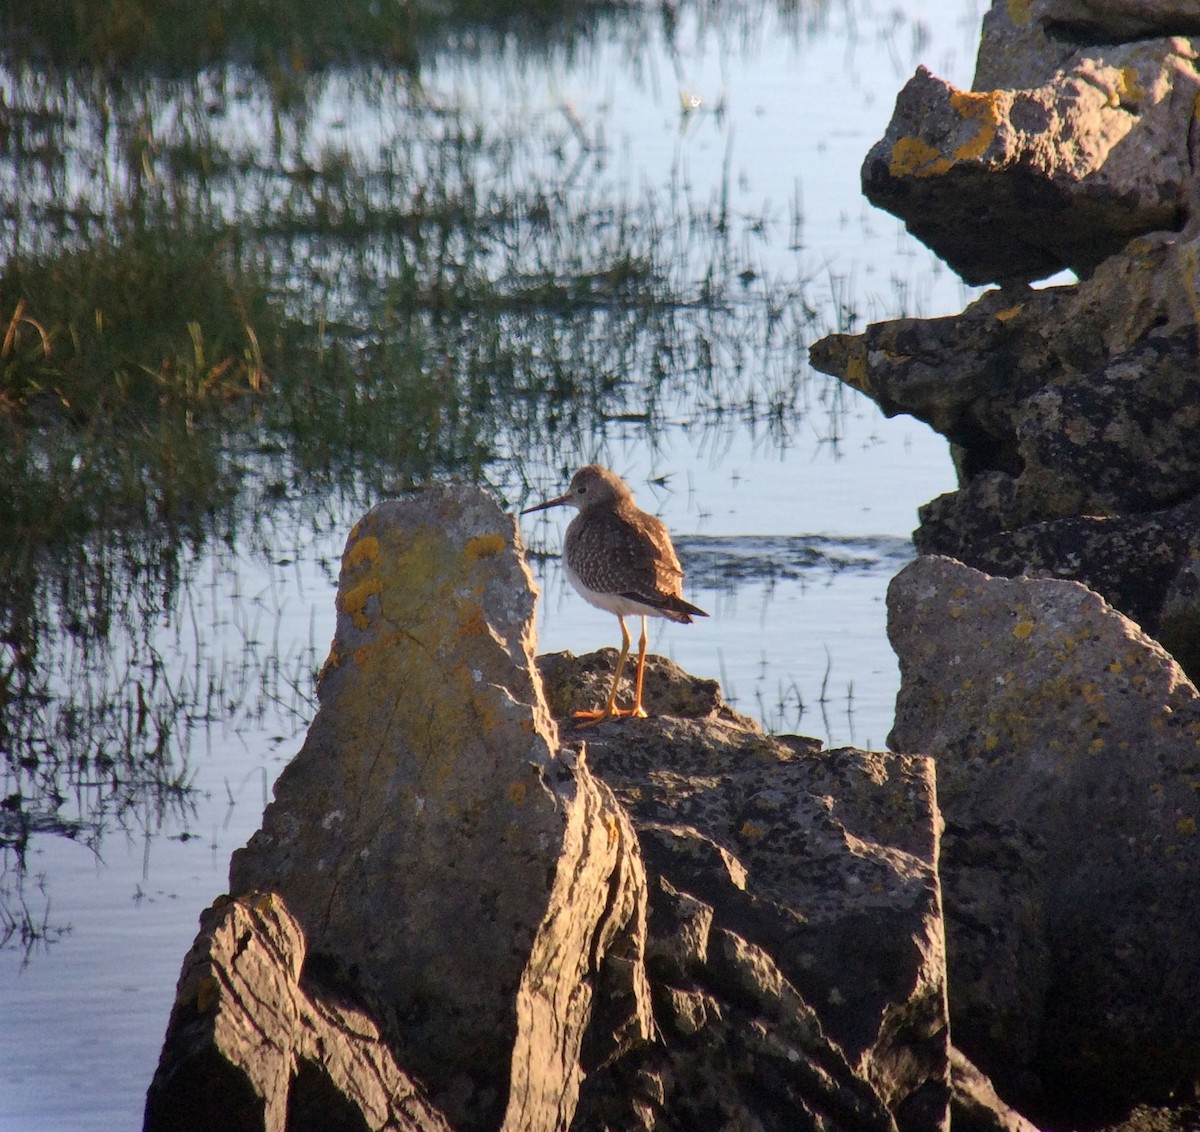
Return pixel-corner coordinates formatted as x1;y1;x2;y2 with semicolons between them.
0;0;841;949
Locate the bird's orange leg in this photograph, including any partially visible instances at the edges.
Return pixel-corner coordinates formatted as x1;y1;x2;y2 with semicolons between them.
575;615;632;724
629;616;649;718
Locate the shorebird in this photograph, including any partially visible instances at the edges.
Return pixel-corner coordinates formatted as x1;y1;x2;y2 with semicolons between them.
521;465;707;723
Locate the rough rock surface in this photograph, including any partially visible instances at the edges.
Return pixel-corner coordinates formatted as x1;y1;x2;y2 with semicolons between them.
144;892;453;1132
887;555;1200;1119
225;489;652;1131
973;2;1200;91
809;228;1200;677
929;497;1200;682
540;651;950;1132
148;486;967;1132
861;25;1199;284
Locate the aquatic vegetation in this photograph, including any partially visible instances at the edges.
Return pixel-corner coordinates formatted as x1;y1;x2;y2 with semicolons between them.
0;0;843;941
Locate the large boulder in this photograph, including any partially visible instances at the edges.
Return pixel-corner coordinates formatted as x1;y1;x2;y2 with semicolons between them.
223;488;653;1131
147;487;967;1132
861;29;1199;284
887;555;1200;1122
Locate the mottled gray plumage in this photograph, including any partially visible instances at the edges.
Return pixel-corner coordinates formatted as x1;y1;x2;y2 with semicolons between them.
559;467;704;622
521;465;707;721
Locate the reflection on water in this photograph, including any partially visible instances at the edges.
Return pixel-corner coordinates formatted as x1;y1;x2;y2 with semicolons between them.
2;2;838;926
1;1;976;1127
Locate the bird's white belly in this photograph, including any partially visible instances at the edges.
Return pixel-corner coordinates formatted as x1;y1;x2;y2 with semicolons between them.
564;560;663;618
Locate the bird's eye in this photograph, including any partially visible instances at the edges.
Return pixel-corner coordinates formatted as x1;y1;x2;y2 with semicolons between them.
578;485;587;494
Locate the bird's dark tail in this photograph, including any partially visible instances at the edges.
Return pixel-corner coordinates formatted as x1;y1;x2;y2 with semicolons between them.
660;594;709;624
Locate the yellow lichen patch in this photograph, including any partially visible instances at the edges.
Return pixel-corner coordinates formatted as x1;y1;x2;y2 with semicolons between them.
889;135;953;179
338;575;383;630
740;820;768;841
345;534;381;569
1006;0;1032;25
1088;738;1104;755
985;733;999;751
1012;618;1035;640
994;303;1024;322
844;346;873;395
456;604;488;640
465;533;506;561
1176;816;1197;836
1118;66;1145;105
949;90;1001;162
508;781;528;806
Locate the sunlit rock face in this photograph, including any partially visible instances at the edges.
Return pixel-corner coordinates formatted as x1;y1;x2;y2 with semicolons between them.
225;486;650;1132
861;5;1200;286
148;485;965;1132
889;555;1200;1121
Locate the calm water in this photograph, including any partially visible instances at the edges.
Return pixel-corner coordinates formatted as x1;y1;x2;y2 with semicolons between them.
1;4;982;1128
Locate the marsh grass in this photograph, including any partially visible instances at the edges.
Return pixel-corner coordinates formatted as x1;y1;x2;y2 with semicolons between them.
0;1;833;935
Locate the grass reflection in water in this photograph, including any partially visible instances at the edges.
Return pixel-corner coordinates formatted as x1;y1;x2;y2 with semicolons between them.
0;0;831;949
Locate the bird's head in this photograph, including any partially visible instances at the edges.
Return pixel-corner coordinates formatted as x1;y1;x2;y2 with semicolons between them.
520;465;632;515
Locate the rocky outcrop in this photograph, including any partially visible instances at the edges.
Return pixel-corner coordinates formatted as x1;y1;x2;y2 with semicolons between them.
810;5;1200;1126
146;487;962;1132
809;3;1200;685
860;10;1200;285
217;488;655;1132
539;652;948;1131
887;556;1200;1121
143;891;453;1132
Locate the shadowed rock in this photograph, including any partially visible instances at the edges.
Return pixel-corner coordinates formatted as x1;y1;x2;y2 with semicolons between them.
143;892;453;1132
888;555;1200;1120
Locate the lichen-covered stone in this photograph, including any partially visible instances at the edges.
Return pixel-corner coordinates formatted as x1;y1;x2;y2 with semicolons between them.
888;555;1200;1116
228;488;650;1132
810;229;1200;563
862;40;1200;284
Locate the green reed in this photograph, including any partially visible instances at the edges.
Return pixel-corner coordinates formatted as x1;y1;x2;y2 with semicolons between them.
0;3;832;928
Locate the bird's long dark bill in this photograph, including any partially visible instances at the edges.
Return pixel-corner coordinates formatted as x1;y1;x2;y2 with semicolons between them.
520;492;572;515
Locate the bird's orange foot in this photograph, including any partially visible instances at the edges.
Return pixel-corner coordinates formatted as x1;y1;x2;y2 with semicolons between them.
571;703;648;726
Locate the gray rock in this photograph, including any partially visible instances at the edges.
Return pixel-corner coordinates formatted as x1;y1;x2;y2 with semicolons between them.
887;555;1200;1117
144;892;453;1132
1038;1;1200;41
973;2;1200;91
809;231;1200;556
149;487;964;1132
541;654;951;1132
861;40;1200;284
227;489;651;1131
915;496;1200;684
973;2;1081;92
